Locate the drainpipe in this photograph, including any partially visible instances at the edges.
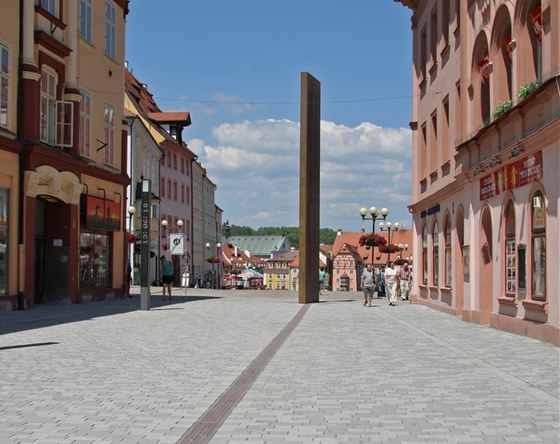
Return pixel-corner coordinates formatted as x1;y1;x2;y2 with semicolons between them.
16;0;25;309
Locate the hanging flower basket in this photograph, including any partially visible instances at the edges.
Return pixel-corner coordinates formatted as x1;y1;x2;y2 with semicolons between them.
358;233;387;247
394;258;407;266
127;232;137;244
231;269;242;275
206;256;220;263
379;244;401;254
162;242;168;250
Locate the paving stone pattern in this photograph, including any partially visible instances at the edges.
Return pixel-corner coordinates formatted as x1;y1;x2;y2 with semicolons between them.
0;288;558;444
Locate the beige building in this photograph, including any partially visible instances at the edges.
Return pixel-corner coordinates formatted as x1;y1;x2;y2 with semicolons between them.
0;0;130;308
397;0;559;344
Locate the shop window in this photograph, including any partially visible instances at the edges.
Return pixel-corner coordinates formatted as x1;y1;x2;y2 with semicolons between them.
432;221;439;286
422;224;428;285
444;216;452;287
504;201;516;296
0;45;9;128
80;233;110;288
0;189;8;294
531;191;546;299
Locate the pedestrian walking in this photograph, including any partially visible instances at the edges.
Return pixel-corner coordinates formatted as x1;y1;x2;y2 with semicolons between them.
160;256;173;301
377;267;385;298
319;267;326;295
361;264;376;307
384;261;400;306
399;261;411;301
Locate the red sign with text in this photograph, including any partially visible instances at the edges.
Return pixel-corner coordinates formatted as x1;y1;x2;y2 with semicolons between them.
479;151;542;201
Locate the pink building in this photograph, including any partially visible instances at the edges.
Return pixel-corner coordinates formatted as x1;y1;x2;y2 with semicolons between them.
397;0;559;345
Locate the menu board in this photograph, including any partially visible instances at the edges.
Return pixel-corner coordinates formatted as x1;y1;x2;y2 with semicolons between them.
505;240;516;294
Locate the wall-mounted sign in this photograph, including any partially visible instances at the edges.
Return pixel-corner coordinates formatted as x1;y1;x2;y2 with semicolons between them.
85;195;120;231
479;151;542;201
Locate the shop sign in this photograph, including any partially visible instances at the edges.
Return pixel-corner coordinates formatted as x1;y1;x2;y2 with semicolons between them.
531;7;542;41
85;195;120;231
479;151;542;201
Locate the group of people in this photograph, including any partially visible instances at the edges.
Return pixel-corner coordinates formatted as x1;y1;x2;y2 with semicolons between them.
361;261;412;307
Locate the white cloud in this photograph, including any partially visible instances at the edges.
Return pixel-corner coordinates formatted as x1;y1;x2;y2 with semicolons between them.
191;118;412;231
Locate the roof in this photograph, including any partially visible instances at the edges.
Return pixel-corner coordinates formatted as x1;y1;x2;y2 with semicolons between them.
228;236;291;258
221;243;266;268
289;256;326;268
148;112;191;126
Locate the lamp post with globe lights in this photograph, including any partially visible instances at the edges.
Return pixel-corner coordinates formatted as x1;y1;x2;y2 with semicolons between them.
205;242;222;289
378;221;400;263
358;206;389;265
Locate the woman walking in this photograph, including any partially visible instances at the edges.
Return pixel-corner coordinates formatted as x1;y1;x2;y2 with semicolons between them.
384;261;400;306
160;256;173;301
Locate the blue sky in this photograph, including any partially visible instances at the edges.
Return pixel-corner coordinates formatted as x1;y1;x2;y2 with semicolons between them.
126;0;414;232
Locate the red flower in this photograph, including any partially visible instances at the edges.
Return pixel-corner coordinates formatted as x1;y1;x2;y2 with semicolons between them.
127;233;137;244
379;244;400;254
358;233;387;247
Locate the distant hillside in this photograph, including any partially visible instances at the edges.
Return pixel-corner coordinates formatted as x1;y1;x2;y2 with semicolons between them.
223;225;337;249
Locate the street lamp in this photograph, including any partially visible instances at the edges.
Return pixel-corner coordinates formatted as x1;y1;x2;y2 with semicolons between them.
397;243;409;259
205;242;222;289
379;221;400;263
358;206;389;264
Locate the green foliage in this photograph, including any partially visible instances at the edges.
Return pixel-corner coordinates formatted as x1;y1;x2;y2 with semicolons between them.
518;80;541;99
223;224;338;249
492;100;513;119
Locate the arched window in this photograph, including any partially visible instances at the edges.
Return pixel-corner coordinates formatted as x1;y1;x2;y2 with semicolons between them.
422;224;428;285
433;221;439;286
444;216;452;287
529;3;543;81
531;191;546;299
504;201;516;296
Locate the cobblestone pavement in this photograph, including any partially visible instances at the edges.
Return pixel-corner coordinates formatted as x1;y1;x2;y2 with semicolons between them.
0;287;558;444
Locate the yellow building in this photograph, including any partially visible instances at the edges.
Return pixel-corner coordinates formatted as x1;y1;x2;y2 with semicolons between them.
0;1;129;309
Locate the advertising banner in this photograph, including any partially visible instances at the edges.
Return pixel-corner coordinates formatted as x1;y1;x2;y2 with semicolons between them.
479;151;542;201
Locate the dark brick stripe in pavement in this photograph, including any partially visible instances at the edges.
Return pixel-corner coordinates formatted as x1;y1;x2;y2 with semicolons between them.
176;303;311;444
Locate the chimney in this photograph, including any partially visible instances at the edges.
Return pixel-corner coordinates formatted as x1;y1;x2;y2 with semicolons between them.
337;228;342;236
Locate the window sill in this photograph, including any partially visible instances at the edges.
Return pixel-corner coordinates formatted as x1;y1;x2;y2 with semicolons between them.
522;299;548;313
35;5;67;30
498;296;518;307
440;286;452;293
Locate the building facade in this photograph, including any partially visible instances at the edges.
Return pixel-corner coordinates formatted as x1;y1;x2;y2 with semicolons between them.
397;0;559;344
0;0;130;309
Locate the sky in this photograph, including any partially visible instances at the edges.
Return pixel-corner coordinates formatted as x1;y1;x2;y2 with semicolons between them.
125;0;414;233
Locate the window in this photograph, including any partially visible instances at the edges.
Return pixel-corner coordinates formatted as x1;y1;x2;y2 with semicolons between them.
181;185;185;203
180;157;185;173
103;104;114;165
40;70;57;144
430;6;438;64
420;27;427;78
104;1;116;60
505;201;516;296
79;91;91;157
186;186;190;205
173;153;177;170
167;179;171;198
442;98;450;165
444;217;452;287
430;111;438;172
41;0;57;16
420;123;427;179
442;0;450;47
0;189;9;294
173;181;177;201
422;225;428;285
79;0;92;42
531;192;546;299
80;232;110;288
160;178;165;196
0;45;9;128
432;221;439;286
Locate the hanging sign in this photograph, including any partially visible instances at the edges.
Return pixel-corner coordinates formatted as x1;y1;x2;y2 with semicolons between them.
531;7;542;41
85;196;120;231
